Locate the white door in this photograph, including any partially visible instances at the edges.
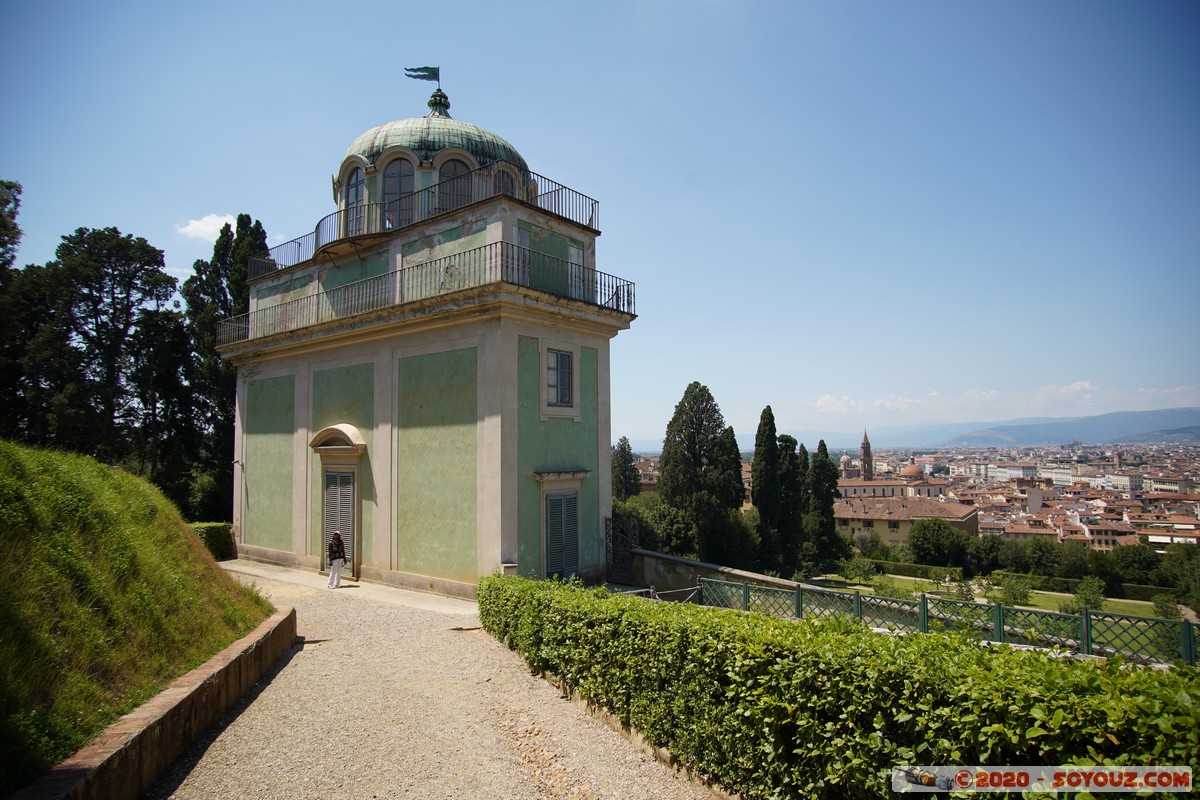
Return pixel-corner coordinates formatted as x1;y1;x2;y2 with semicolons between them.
323;471;355;574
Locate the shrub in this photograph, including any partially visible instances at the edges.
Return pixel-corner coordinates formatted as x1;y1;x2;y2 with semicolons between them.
191;522;235;561
478;576;1200;800
869;559;961;582
1059;575;1106;615
996;573;1033;606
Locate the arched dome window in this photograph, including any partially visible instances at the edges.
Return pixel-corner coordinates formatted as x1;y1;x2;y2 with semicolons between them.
437;158;471;214
345;167;365;235
382;158;414;228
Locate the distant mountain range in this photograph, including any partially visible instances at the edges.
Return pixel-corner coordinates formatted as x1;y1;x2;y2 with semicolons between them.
941;408;1200;447
626;408;1200;453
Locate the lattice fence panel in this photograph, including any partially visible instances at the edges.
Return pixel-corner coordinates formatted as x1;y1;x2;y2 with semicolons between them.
1003;608;1081;651
927;596;994;639
861;595;920;633
1090;612;1182;665
751;586;796;619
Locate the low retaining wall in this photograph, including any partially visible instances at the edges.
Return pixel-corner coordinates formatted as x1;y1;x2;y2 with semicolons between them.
11;607;298;800
629;548;798;595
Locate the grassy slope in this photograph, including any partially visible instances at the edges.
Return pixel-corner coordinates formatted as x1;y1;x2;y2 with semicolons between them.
0;440;274;795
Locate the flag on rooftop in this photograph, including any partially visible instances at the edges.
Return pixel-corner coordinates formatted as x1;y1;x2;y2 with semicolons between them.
404;66;440;86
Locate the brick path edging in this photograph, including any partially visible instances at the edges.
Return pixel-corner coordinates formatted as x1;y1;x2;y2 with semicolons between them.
9;607;298;800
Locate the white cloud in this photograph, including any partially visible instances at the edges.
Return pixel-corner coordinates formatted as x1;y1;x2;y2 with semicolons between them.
175;213;236;242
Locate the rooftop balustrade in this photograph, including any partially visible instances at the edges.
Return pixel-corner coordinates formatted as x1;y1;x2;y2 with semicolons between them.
218;241;635;347
246;161;598;281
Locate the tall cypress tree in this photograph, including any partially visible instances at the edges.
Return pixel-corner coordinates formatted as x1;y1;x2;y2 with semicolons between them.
751;406;781;570
776;433;802;572
808;439;847;561
611;435;641;501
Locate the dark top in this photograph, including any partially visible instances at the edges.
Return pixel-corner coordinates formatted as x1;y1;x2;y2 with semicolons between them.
328;536;346;562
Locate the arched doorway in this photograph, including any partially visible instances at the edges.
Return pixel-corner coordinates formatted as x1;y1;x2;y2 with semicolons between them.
309;424;367;579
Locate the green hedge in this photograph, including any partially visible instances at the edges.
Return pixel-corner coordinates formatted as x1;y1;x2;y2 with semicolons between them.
869;559;961;582
478;575;1200;800
992;571;1178;603
191;522;235;561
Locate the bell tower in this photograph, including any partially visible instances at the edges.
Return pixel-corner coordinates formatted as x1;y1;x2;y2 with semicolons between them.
861;430;874;481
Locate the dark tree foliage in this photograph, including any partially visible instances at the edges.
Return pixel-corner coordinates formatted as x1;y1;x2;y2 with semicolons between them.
0;180;20;275
968;533;1003;575
127;307;198;510
182;214;268;521
1110;543;1161;585
611;436;641;501
52;227;177;462
751;406;780;528
658;382;743;563
807;439;846;561
0;181;24;435
751;407;781;571
776;434;803;572
908;518;973;570
796;442;810;515
1059;540;1091;580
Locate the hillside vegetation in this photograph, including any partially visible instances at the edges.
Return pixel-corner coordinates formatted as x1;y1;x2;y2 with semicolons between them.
0;440;273;795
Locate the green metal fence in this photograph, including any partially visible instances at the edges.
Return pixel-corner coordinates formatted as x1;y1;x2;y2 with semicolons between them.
698;577;1197;667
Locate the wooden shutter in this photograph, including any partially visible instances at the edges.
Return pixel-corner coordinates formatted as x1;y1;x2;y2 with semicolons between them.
323;471;355;568
545;492;579;579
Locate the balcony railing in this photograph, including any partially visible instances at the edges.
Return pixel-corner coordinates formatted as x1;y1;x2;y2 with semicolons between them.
247;161;599;281
218;241;635;346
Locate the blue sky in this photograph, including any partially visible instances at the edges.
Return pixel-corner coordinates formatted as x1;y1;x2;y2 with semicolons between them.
2;0;1197;449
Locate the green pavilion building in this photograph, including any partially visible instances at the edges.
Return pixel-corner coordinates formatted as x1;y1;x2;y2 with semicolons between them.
217;88;636;598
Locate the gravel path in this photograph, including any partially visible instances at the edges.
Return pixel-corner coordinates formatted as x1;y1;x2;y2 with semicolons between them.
145;562;724;800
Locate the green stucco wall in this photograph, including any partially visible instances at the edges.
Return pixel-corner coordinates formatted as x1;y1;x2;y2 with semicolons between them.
310;363;376;561
321;255;390;292
516;338;599;578
243;375;295;551
396;348;478;583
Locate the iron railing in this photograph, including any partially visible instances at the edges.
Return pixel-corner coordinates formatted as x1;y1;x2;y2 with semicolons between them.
218;241;635;346
698;577;1198;667
247;160;598;281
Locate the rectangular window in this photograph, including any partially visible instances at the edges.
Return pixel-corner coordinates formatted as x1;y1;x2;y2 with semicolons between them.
888;521;900;530
547;349;572;407
863;520;874;528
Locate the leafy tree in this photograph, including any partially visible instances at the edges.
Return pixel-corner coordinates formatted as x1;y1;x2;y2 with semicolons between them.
1152;594;1181;621
1058;540;1090;580
182;214;268;521
611;436;641;501
1025;536;1060;577
0;180;20;275
0;180;25;435
907;518;972;570
1059;575;1106;615
53;227;176;461
1110;544;1161;585
841;555;876;585
998;539;1030;573
807;440;845;562
996;573;1032;606
776;434;803;570
968;533;1003;575
621;493;694;557
127;307;198;510
658;382;742;563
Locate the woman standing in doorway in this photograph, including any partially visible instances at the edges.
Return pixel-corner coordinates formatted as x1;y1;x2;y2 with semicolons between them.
327;531;346;589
